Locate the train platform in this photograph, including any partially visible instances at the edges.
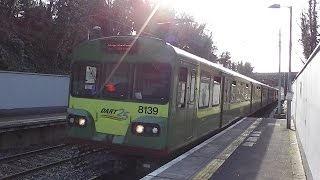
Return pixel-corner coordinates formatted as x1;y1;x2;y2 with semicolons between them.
142;116;306;180
0;113;66;133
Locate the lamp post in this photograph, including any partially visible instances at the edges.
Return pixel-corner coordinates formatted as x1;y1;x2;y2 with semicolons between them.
278;30;282;116
287;6;292;129
268;4;292;129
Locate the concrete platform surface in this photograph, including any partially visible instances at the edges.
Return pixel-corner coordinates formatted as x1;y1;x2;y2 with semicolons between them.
142;117;306;180
0;113;66;132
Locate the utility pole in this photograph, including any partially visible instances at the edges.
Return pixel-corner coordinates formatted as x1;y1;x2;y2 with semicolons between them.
277;30;282;116
286;6;293;129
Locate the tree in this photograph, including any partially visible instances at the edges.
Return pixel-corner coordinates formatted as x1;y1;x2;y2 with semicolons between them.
238;61;254;76
309;0;318;51
300;13;312;59
300;0;319;59
0;0;243;75
218;51;231;68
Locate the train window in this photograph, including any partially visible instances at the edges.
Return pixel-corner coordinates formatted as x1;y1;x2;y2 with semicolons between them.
224;79;229;103
239;82;244;102
244;83;250;101
178;67;188;108
199;71;210;108
133;63;171;103
101;63;130;99
189;70;196;103
256;86;261;98
212;77;221;106
71;64;99;97
230;80;237;103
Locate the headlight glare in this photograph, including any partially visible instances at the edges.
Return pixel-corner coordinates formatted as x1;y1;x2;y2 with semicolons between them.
131;122;160;136
78;118;86;126
135;125;144;134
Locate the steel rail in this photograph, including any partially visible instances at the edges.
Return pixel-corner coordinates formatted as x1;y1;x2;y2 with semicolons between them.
0;148;106;180
0;144;67;163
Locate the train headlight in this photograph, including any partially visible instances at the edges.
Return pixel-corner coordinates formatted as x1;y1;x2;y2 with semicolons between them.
135;125;144;134
78;118;86;126
69;117;75;124
131;122;160;136
152;127;158;134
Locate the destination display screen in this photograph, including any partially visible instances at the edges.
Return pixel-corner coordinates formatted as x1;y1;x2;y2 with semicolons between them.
104;38;139;54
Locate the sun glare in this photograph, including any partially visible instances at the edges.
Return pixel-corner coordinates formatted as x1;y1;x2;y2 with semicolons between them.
160;0;197;13
158;0;304;72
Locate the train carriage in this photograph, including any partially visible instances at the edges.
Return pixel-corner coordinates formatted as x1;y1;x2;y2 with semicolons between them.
67;36;277;157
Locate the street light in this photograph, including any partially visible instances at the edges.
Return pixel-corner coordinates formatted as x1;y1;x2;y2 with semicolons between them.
277;30;282;117
268;4;292;129
268;6;282;118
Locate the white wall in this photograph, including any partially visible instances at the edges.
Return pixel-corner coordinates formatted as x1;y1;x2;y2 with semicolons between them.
0;71;69;112
292;47;320;180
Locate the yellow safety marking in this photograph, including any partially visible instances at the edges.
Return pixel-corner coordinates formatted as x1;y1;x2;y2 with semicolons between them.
193;118;263;180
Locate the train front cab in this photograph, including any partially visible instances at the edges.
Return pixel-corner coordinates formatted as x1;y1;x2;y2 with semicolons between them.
66;37;179;157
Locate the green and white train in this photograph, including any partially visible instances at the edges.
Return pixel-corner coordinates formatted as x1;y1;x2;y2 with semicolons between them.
67;36;277;157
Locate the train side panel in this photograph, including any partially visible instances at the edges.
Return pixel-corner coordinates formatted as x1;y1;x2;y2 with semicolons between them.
251;84;262;113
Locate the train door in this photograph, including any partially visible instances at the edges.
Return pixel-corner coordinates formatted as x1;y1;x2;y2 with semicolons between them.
224;78;232;110
250;83;253;113
186;68;197;139
177;61;197;140
221;77;232;127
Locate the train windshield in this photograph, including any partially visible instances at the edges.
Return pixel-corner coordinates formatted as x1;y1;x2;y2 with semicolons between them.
133;63;171;103
101;63;130;99
71;63;99;98
71;63;171;104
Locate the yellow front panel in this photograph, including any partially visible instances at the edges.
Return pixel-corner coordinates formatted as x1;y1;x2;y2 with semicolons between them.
69;97;169;135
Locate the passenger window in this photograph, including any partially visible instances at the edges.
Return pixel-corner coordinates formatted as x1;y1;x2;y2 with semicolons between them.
224;79;229;103
212;77;221;106
231;81;237;103
238;82;245;102
245;83;250;101
199;71;210;108
189;70;196;103
256;86;261;98
178;67;188;108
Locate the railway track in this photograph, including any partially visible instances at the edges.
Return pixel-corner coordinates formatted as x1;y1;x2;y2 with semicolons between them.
0;105;278;180
0;144;68;164
0;143;106;180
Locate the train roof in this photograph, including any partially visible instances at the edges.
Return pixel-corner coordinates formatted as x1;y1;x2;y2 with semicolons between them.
74;36;277;90
171;45;277;90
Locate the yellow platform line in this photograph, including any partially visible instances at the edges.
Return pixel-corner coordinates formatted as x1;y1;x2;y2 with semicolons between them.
193;118;263;180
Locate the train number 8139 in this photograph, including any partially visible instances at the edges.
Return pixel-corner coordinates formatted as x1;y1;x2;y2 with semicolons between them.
138;106;159;115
